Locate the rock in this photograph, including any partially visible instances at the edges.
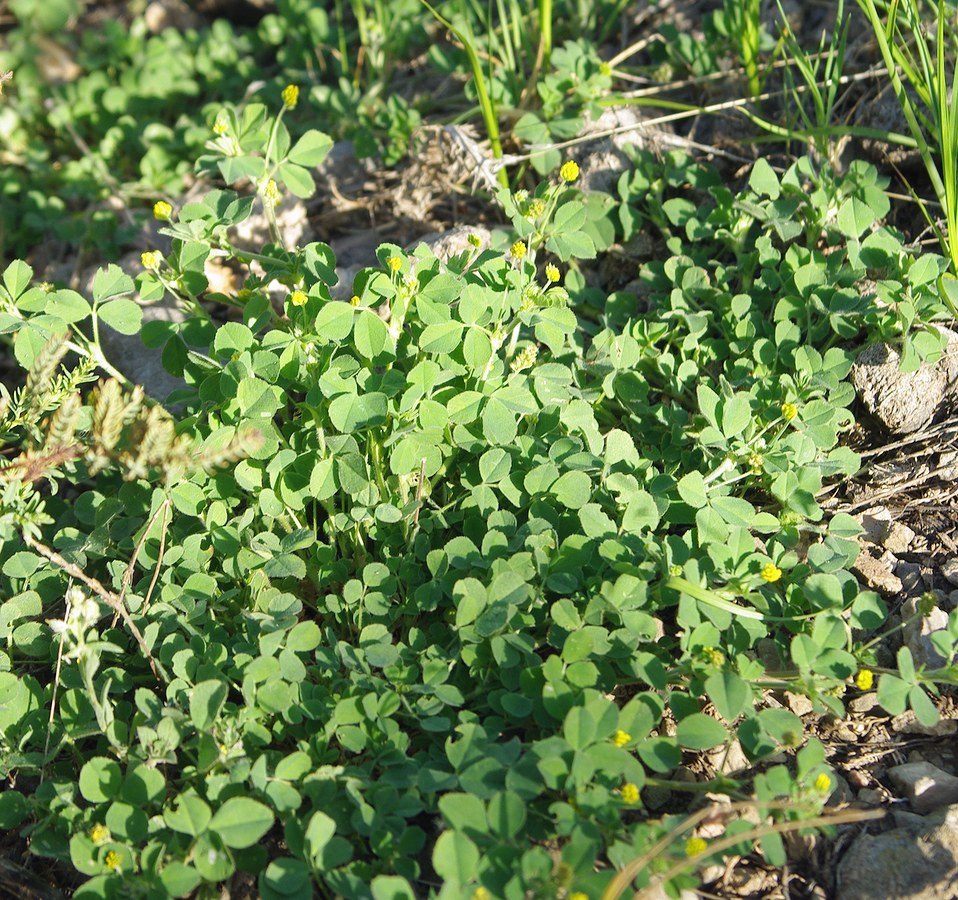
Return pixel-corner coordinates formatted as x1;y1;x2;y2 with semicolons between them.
901;597;950;669
942;558;958;588
707;739;750;775
785;691;814;716
849;692;880;714
888;762;958;814
852;543;903;596
836;814;958;899
850;327;958;434
859;506;916;554
891;710;958;737
576;106;663;195
895;561;925;595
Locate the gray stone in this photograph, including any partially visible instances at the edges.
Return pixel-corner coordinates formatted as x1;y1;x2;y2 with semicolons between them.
837;808;958;899
942;558;958;588
852;543;903;596
860;506;916;554
902;597;951;669
888;762;958;814
848;692;880;714
851;327;958;434
891;709;958;737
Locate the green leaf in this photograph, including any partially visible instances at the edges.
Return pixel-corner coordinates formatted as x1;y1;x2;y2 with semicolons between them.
551;470;592;509
277;161;315;198
0;791;27;828
432;831;480;883
315;301;355;341
420;321;463;354
78;757;122;803
354;310;390;360
877;673;909;715
676;712;727;749
705;671;751;720
305;811;336;860
97;298;143;335
563;707;596;750
748;157;780;199
370;875;417;900
92;264;135;304
288;129;334;167
328;391;388;432
720;393;752;438
47;290;91;323
677;472;708;508
163;792;212;837
189;680;228;731
3;260;33;299
209;798;274;849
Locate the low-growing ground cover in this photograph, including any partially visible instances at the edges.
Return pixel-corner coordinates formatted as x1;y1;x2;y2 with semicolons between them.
1;1;958;898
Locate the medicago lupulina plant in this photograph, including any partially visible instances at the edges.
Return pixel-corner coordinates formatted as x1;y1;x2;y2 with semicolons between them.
0;77;956;900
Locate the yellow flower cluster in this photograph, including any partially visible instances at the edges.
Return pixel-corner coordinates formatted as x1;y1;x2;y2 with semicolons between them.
141;250;162;271
612;729;631;748
153;200;172;221
282;84;299;109
511;240;527;260
760;562;782;583
855;669;874;691
104;850;122;871
213;118;229;136
560;160;580;183
89;824;111;846
685;837;708;857
262;180;282;208
620;782;640;804
511;345;538;373
814;773;832;793
289;290;308;307
545;263;561;283
387;256;403;273
781;401;798;422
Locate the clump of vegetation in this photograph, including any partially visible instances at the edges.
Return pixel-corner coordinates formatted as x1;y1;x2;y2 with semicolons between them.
1;1;958;897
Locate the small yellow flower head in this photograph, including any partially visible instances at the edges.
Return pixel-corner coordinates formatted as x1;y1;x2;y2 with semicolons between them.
669;563;682;576
262;180;282;208
620;782;640;804
212;117;229;136
513;190;529;205
350;294;362;307
612;729;631;748
527;198;545;218
387;255;403;273
104;850;122;872
89;824;111;846
281;84;299;109
760;562;783;583
510;344;539;373
560;160;580;183
814;772;832;793
569;893;589;900
511;240;527;260
467;233;482;248
855;669;874;691
141;250;162;271
748;452;764;472
781;401;798;422
153;200;172;221
599;62;612;77
685;837;708;857
289;290;308;307
545;263;561;283
701;646;725;667
471;888;490;900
